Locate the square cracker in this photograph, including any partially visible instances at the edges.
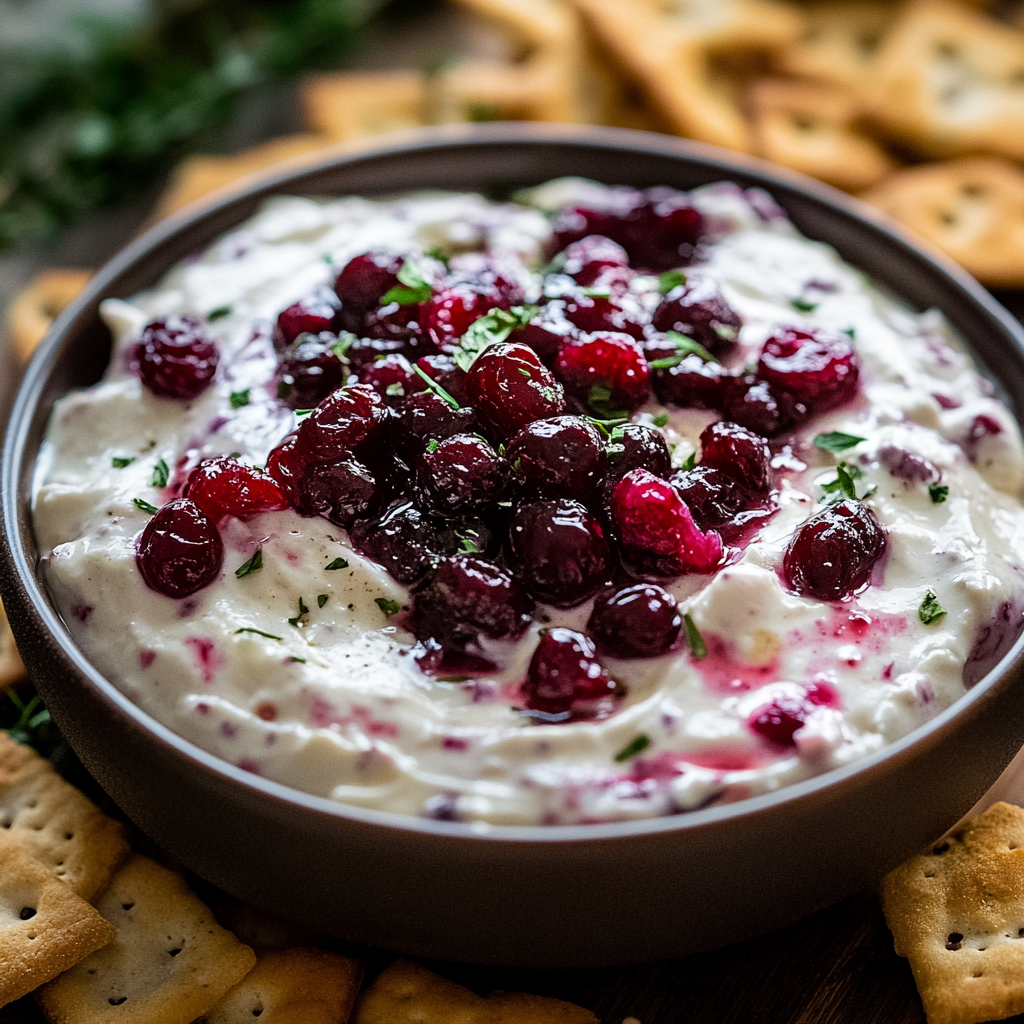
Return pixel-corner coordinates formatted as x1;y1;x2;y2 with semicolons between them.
301;72;426;144
36;853;256;1024
195;947;363;1024
881;801;1024;1024
352;958;598;1023
0;826;115;1008
0;733;129;902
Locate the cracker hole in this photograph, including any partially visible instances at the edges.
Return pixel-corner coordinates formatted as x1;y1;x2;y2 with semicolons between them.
87;970;96;975
973;972;984;978
27;934;35;941
252;1006;264;1018
26;800;36;810
962;184;984;199
946;933;964;950
108;997;127;1006
168;948;181;957
791;114;819;133
857;31;881;56
64;832;73;841
19;907;35;921
121;903;134;912
935;40;959;59
939;211;958;226
934;842;950;855
924;871;936;878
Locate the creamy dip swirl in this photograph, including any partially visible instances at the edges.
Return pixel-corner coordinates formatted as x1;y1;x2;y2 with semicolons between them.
33;180;1024;826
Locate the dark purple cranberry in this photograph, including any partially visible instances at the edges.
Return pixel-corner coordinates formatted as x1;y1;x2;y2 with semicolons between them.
346;335;409;373
748;695;813;747
275;333;347;410
358;353;420;403
296;384;386;460
182;458;288;522
671;466;747;530
521;628;620;720
466;342;566;437
606;424;673;484
390;390;478;462
652;276;742;354
509;499;611;607
651;352;734;411
274;290;337;352
421;286;502;352
559;235;630;286
349;502;446;584
699;421;772;493
634;187;705;270
446;251;527;304
416;353;469;405
782;498;887;601
722;377;807;438
504;416;607;501
551;187;646;254
416;434;508;517
295;457;380;527
135;498;223;598
511;301;577;368
877;445;940;485
361;302;425;345
757;327;859;412
334;251;405;319
588;584;682;659
556;333;650;413
612;469;723;577
137;316;219;400
412;556;534;650
563;293;648;341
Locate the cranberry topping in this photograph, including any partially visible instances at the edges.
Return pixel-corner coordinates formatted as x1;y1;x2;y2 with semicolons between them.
511;301;577;368
722;377;807;438
559;235;630;286
296;384;386;460
671;466;747;530
588;584;681;659
556;333;650;413
651;352;733;411
183;458;288;522
563;293;647;341
412;556;534;650
135;498;223;598
265;430;307;499
612;468;723;577
415;353;469;405
390;389;478;462
504;416;607;501
349;502;446;584
521;628;620;720
275;333;347;410
652;276;742;354
509;499;611;607
748;694;815;747
422;286;501;352
782;498;887;601
358;353;420;403
699;421;772;493
466;342;566;437
137;316;219;400
416;434;508;516
299;458;380;527
877;445;940;485
606;424;673;484
274;290;337;352
757;327;859;413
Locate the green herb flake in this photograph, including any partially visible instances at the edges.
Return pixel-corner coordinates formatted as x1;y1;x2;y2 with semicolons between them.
380;259;433;306
235;627;282;641
235;548;263;579
791;298;819;313
289;656;307;663
425;246;449;266
385;382;404;396
4;692;52;749
317;594;329;609
682;451;696;471
288;597;310;628
652;412;670;428
325;557;349;571
111;456;134;469
454;305;538;372
331;333;356;363
841;327;856;340
229;389;250;409
456;530;482;555
133;498;158;514
613;734;652;763
208;305;232;322
658;269;686;294
277;379;293;400
581;287;611;299
919;590;947;626
150;457;169;488
648;331;716;372
929;483;949;504
375;597;401;618
412;364;460;410
683;613;708;660
814;431;867;454
518;367;532;377
587;383;625;420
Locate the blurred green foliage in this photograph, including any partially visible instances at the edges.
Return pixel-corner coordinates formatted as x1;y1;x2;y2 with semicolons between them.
0;0;381;252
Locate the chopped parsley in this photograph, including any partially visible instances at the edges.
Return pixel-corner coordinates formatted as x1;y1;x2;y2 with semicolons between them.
331;333;356;363
317;594;329;608
288;597;310;628
821;462;869;501
426;439;440;453
234;627;282;641
111;456;133;469
580;287;610;299
150;457;169;488
133;498;158;514
658;269;686;294
919;590;946;626
456;530;483;555
681;450;696;471
207;305;232;322
587;383;625;420
412;364;460;411
386;382;404;396
4;691;52;749
929;483;949;504
683;614;707;660
814;431;866;454
647;331;716;370
375;597;401;618
585;415;629;438
454;305;538;372
425;246;449;266
325;557;349;571
235;548;263;579
381;259;434;306
229;389;250;409
652;412;669;428
289;656;307;663
841;327;856;340
791;298;819;313
613;734;651;763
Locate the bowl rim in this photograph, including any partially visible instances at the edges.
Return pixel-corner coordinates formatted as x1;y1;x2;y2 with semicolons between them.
6;120;1024;844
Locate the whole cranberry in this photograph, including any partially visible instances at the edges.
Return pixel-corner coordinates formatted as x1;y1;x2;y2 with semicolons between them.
362;302;424;345
699;421;772;493
563;293;648;341
276;333;347;410
671;466;747;531
521;628;620;720
606;424;673;484
417;434;508;517
588;584;682;659
294;457;379;527
183;458;288;522
412;556;534;650
504;416;606;501
346;336;409;373
416;353;469;405
349;502;447;584
612;468;723;577
782;498;887;601
137;316;219;400
877;445;940;486
334;250;405;318
652;276;742;354
358;353;420;403
757;327;859;413
509;499;611;607
748;695;814;747
651;352;733;411
635;187;704;270
135;498;223;598
297;384;386;460
466;342;566;437
274;290;337;352
511;301;577;368
422;286;502;352
556;333;650;413
722;377;807;437
551;187;646;254
265;430;308;501
559;235;630;286
447;251;527;304
390;390;478;462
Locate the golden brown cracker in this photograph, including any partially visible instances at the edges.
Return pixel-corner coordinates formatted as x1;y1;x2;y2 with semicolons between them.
750;78;898;190
301;72;426;143
0;733;129;902
195;947;363;1024
0;827;115;1009
450;0;574;54
863;0;1024;161
36;853;256;1024
862;157;1024;287
881;801;1024;1024
353;959;599;1024
0;601;25;691
6;269;92;363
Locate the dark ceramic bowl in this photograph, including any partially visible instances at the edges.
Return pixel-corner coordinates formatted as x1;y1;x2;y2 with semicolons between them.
5;124;1024;968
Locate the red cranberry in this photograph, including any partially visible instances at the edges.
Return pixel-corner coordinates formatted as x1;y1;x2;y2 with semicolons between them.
390;390;478;461
276;333;347;410
293;457;380;527
671;466;747;530
651;352;733;411
551;187;646;253
422;286;502;352
722;377;807;437
748;695;813;747
511;301;577;368
447;251;527;304
274;290;337;352
504;416;607;501
362;302;424;345
757;327;859;412
559;235;630;286
347;336;409;373
877;445;940;485
606;424;673;484
417;434;508;517
652;276;742;354
556;333;650;412
509;499;611;607
782;498;887;601
612;468;723;577
466;342;566;437
521;628;620;720
563;293;648;341
416;353;469;405
297;384;386;460
335;251;405;316
699;421;772;493
358;353;421;403
635;187;705;270
412;556;534;650
137;316;219;400
588;584;682;659
183;458;288;522
135;498;223;598
349;502;447;584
